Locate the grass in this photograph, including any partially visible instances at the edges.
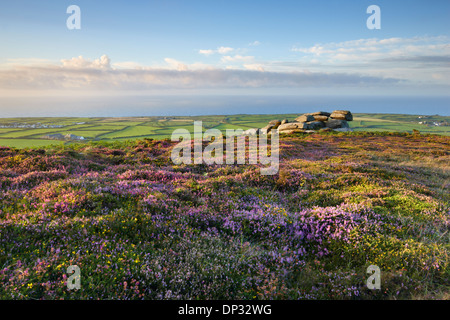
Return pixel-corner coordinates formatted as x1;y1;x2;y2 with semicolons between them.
0;139;63;148
350;114;450;135
0;129;67;139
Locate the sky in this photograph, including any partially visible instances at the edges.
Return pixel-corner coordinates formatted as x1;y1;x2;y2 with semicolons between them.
0;0;449;116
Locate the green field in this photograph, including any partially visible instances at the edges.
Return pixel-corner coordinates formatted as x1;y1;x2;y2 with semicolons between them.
0;138;64;148
0;113;448;148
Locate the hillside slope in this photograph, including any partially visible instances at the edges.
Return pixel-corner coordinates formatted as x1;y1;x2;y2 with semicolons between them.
0;131;448;299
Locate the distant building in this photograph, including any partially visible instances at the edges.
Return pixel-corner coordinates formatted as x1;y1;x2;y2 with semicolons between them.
41;133;85;141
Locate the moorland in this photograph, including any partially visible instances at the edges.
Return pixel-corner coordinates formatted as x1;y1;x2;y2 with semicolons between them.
0;126;448;299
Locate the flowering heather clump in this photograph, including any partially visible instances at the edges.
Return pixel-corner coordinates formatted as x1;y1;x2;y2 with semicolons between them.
0;132;449;300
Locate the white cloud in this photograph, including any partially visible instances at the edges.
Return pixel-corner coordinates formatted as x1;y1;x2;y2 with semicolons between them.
249;41;261;46
217;46;234;54
61;55;111;69
289;36;450;84
243;64;265;72
292;36;450;62
221;55;255;63
198;46;234;56
198;49;215;56
164;58;188;71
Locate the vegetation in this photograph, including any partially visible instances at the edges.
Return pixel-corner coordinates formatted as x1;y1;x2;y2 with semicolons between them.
0;131;448;300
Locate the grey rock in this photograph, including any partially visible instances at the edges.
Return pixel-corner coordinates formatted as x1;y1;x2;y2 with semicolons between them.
331;110;353;121
278;122;308;131
242;128;260;135
261;124;275;134
325;119;350;129
269;119;281;126
332;110;351;115
306;121;326;130
312;111;331;116
295;115;315;123
312;115;329;122
268;120;282;129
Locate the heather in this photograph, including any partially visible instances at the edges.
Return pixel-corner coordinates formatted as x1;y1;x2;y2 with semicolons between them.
0;131;448;299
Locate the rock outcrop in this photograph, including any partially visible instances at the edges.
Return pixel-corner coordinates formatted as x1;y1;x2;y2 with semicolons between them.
259;110;353;135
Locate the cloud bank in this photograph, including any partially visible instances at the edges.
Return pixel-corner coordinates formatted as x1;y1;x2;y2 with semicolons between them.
0;55;399;91
292;36;450;61
2;36;448;93
289;36;450;85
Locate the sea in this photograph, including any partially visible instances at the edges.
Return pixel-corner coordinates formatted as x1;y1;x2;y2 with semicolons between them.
0;95;449;117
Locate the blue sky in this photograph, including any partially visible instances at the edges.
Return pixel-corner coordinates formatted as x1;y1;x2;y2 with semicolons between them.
1;0;449;63
0;0;449;115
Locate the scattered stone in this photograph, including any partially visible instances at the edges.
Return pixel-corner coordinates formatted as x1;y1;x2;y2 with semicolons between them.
281;119;289;125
